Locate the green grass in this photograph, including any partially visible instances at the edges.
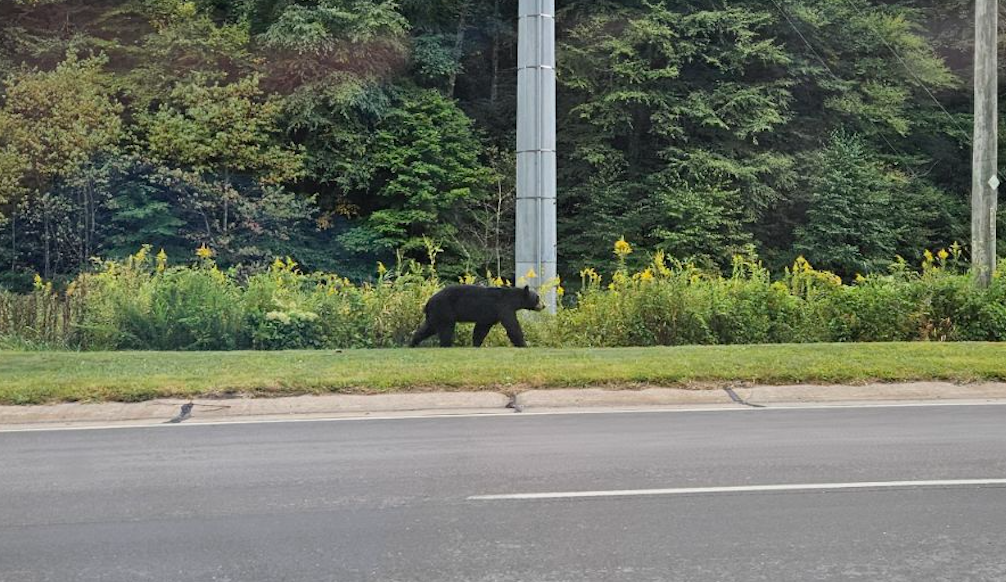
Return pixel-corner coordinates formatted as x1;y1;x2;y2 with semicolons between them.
2;343;1006;405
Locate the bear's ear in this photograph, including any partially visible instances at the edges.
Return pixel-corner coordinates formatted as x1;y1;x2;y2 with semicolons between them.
523;285;530;295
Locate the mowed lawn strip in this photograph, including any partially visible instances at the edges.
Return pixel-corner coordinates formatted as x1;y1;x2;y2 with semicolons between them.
1;343;1005;405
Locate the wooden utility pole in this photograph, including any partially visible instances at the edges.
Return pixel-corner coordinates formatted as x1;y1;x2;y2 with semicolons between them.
973;0;998;287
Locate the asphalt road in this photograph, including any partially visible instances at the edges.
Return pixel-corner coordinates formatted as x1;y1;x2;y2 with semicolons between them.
2;404;1006;581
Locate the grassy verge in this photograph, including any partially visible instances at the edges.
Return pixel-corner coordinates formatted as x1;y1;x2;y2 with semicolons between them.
2;343;1006;405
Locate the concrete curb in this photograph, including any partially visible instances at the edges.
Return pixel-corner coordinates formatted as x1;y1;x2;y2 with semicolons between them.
0;392;511;431
734;382;1006;405
514;387;738;410
3;383;1006;431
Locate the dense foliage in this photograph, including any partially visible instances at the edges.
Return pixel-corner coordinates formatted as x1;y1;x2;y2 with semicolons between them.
0;0;1002;291
3;244;1006;351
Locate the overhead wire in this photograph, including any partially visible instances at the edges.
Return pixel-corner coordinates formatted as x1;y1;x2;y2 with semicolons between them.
834;0;972;144
766;0;923;179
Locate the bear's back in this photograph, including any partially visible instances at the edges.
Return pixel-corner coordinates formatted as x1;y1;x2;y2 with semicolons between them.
428;285;514;322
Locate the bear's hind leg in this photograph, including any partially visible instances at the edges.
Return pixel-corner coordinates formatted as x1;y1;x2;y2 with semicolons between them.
410;320;436;347
437;324;456;347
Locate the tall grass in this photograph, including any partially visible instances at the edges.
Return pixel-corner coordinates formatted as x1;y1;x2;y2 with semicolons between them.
0;276;82;349
2;242;1006;351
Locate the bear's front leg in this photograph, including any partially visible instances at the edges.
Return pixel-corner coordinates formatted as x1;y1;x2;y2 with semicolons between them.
500;313;527;347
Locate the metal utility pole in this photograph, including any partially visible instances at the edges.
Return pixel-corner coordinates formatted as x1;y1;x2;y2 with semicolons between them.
973;0;998;287
516;0;557;312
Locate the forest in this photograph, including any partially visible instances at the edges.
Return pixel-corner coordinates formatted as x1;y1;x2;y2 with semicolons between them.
0;0;1000;291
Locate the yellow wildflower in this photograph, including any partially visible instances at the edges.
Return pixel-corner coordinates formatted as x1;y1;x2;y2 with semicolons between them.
556;286;564;297
133;246;149;264
793;256;813;273
579;267;601;285
460;273;476;285
639;268;654;282
156;249;168;272
33;273;43;290
653;250;671;276
196;244;213;260
272;258;285;271
937;249;949;262
377;261;388;276
614;237;632;259
177;1;197;17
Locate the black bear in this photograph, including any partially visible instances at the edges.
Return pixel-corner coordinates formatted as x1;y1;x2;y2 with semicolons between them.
410;285;545;347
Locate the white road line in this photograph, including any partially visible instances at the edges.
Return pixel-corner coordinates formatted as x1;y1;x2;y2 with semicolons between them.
468;479;1006;501
3;400;1006;433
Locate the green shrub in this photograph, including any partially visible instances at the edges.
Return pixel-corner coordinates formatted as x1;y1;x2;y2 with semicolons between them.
4;243;1005;351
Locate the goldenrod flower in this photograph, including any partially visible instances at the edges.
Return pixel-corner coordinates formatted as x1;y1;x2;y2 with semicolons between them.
177;1;197;17
196;244;213;260
653;250;671;276
579;267;601;285
793;256;813;273
614;237;632;259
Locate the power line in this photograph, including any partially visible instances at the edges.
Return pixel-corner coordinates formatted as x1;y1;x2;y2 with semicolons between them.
767;0;920;178
834;0;1006;184
835;0;971;145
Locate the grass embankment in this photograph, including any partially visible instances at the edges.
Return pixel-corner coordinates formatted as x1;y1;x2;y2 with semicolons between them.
2;342;1006;405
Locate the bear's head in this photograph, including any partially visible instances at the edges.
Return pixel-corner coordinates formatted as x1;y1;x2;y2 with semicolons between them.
523;286;545;311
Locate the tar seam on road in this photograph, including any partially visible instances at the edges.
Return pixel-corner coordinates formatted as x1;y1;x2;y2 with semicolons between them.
723;388;765;408
163;401;232;424
468;479;1006;501
165;402;194;424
